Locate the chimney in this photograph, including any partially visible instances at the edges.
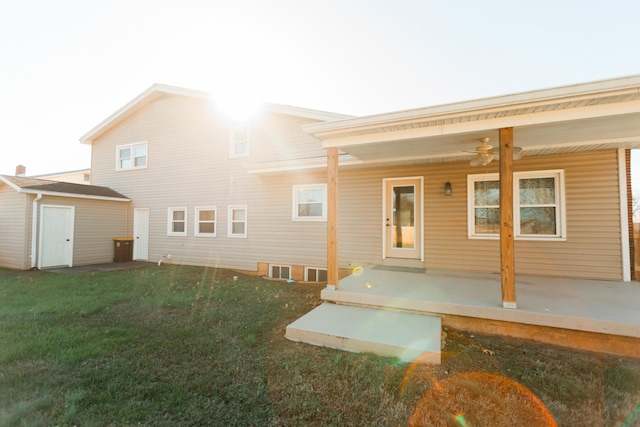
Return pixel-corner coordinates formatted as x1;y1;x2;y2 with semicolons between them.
15;165;26;177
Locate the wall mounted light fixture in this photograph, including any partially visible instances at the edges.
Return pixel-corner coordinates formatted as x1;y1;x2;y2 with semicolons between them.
444;181;452;196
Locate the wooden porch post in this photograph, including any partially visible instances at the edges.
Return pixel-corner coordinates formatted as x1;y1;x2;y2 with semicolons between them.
327;147;339;289
499;127;517;308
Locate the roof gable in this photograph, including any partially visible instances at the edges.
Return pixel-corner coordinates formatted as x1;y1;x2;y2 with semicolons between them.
0;175;129;201
79;83;351;145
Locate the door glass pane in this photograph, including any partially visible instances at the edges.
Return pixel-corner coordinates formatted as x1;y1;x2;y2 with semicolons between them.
392;185;415;249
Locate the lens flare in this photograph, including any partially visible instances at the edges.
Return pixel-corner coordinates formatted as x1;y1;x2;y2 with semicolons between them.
352;265;364;277
407;371;557;426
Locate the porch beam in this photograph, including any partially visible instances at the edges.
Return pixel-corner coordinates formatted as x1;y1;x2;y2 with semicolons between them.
327;147;339;289
499;127;517;308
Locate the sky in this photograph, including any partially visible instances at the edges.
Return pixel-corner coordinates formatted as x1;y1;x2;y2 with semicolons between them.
2;0;640;179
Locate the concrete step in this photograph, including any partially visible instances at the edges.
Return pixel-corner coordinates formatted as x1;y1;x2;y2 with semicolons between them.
285;303;441;364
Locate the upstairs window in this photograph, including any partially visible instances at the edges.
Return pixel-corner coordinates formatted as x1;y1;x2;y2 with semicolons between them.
195;207;216;237
293;184;327;221
230;126;249;158
167;207;187;236
467;170;566;241
117;142;147;170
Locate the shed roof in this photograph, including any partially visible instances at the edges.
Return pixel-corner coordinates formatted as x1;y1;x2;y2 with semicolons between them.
0;175;130;202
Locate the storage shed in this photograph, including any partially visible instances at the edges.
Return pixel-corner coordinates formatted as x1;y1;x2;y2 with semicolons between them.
0;175;130;270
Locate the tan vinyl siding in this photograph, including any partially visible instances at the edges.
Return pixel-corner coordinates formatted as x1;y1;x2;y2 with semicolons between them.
38;196;128;266
336;150;623;280
88;92;625;280
90;95;333;270
0;185;30;270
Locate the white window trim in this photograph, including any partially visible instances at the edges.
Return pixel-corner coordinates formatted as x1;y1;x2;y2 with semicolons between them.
467;170;566;241
116;142;148;171
305;266;327;282
270;264;292;280
292;184;327;221
227;205;248;238
167;207;187;236
194;207;217;237
229;126;249;158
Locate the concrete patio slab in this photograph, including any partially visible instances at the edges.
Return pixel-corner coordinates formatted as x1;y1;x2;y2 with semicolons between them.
286;302;441;364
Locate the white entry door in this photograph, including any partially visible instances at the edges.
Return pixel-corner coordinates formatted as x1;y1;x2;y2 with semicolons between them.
384;178;423;260
39;205;74;268
133;208;149;260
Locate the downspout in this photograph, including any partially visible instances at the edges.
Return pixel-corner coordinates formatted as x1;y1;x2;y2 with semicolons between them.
30;193;43;269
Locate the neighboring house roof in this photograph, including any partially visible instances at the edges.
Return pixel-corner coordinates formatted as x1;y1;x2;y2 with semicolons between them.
304;74;640;165
30;168;91;185
79;83;353;145
0;175;129;202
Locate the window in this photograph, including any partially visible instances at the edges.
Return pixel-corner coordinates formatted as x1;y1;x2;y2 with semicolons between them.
305;267;327;282
195;207;216;237
467;170;565;240
270;265;291;280
167;207;187;236
293;184;327;221
228;205;247;237
230;126;249;157
117;142;147;170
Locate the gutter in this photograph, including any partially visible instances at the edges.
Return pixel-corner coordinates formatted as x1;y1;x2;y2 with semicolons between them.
30;193;42;269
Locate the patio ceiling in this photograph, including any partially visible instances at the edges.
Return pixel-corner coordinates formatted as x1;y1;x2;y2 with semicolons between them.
304;75;640;166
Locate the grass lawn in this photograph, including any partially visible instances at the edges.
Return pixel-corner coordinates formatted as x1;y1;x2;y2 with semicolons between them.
0;265;639;426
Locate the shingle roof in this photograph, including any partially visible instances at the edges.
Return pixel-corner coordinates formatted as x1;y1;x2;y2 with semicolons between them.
0;175;129;201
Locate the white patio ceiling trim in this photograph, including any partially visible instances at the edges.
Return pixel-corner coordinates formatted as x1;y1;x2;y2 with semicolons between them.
303;74;640;165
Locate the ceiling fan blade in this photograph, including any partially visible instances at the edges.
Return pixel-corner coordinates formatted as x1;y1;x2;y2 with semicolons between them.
470;155;494;166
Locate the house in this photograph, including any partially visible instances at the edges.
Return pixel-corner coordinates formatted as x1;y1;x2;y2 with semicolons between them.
79;84;352;277
0;175;129;270
3;76;639;358
14;76;638;284
31;168;91;185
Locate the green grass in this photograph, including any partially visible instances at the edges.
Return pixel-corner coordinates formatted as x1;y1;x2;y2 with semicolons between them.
0;265;639;426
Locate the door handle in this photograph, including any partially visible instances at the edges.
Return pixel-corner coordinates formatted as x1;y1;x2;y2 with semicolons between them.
66;239;70;241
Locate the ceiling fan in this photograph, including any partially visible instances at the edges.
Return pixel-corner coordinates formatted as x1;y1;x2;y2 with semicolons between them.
466;137;522;166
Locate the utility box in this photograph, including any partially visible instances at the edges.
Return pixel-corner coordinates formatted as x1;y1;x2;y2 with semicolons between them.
113;238;134;263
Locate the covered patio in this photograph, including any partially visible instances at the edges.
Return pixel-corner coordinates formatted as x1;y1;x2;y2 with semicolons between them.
288;76;640;361
321;266;640;358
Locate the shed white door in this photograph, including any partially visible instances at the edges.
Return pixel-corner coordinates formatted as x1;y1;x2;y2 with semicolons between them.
39;205;74;268
133;208;149;260
384;178;423;260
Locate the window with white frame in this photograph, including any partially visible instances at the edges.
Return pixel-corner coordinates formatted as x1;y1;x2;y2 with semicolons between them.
229;126;249;158
467;170;566;240
305;267;327;282
195;207;216;237
167;207;187;236
116;142;147;170
228;205;247;237
292;184;327;221
270;265;291;280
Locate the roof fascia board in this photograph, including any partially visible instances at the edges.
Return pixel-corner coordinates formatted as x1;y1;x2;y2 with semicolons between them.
265;104;352;121
246;155;362;174
79;84;211;145
321;98;640;148
80;84;350;145
0;175;23;192
305;75;640;137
